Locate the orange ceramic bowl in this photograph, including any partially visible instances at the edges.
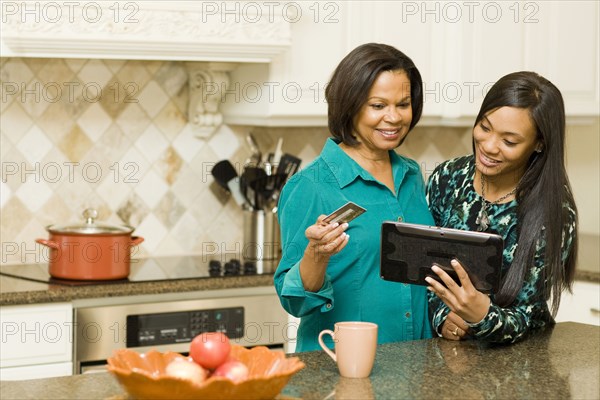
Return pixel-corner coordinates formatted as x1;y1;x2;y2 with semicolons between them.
107;345;304;400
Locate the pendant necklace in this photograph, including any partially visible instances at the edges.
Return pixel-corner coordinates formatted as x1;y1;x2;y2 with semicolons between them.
475;173;517;231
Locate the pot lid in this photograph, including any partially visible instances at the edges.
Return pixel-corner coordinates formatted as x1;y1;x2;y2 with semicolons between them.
47;208;134;235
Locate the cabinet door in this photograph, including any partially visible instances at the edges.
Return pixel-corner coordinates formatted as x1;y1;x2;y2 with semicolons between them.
0;362;73;381
554;281;600;326
345;1;445;117
526;1;599;116
457;1;599;118
0;303;73;368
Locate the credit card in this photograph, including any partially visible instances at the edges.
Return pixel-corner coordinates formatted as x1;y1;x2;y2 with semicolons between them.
323;202;367;225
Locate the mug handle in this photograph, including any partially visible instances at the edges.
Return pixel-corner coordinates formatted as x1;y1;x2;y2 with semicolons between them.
318;329;337;362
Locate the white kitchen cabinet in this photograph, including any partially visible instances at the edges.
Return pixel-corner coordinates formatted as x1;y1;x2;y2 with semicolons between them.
1;1;596;126
0;302;73;380
554;281;600;326
456;1;599;118
0;362;73;381
224;1;599;126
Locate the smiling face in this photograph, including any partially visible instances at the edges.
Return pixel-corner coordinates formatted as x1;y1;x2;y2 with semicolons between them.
473;106;540;184
352;70;413;157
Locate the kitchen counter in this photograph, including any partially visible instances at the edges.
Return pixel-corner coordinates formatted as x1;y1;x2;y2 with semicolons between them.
0;274;275;306
0;257;278;306
2;263;597;307
1;322;598;399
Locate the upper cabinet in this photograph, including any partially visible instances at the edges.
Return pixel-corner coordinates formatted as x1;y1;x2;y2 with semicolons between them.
224;1;599;126
2;1;597;126
455;1;599;118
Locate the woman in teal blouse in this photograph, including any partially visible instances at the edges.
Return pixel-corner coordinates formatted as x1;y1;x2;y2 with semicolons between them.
274;43;434;352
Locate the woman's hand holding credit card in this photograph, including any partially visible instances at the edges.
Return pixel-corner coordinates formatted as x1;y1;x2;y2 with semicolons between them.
323;201;367;225
303;202;366;267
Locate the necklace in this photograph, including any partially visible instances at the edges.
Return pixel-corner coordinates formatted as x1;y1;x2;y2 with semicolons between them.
475;173;517;231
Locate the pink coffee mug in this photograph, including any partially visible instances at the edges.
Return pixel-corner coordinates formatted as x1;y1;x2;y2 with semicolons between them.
318;321;378;378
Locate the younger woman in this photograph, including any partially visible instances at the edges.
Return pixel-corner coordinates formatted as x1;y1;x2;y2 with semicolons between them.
426;71;578;343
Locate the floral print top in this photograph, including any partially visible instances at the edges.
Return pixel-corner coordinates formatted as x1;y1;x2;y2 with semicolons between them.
426;155;577;343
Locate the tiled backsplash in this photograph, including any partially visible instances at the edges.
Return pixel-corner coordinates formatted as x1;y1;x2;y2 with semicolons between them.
0;57;473;265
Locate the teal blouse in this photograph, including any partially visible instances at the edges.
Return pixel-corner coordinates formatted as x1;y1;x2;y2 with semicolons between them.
274;138;435;352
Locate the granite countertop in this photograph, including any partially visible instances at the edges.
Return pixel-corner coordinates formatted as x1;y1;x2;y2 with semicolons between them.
2;262;597;307
1;322;598;399
0;270;276;306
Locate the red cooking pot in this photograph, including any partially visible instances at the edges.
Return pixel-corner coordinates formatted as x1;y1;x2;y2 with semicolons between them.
36;208;144;280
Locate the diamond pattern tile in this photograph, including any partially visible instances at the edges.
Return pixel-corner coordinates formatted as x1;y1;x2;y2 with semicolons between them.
117;193;149;228
19;78;52;118
37;102;75;143
154;101;187;141
172;124;205;163
156;146;183;185
208;125;240;160
14;218;48;264
64;59;88;74
155;62;188;97
97;173;134;210
137;81;169;118
17;126;52;165
103;59;127;74
1;145;27;193
15;176;53;212
135;213;168;252
116;103;151;141
135;125;169;164
58;124;93;162
135;169;169;209
0;181;11;208
1;58;35;89
154;191;185;229
119;146;151;183
170;211;203;252
77;59;113;89
1;103;33;145
78;102;112;142
36;58;74;85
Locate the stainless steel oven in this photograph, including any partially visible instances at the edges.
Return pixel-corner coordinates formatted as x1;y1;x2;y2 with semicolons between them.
74;288;289;374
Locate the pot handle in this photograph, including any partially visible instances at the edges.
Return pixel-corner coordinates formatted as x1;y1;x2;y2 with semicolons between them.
36;238;59;249
130;236;144;246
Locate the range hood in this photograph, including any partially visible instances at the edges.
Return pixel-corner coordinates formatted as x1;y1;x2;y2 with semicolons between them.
1;2;291;62
1;1;292;134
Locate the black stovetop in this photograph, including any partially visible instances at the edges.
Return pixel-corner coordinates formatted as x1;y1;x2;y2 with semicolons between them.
0;256;277;287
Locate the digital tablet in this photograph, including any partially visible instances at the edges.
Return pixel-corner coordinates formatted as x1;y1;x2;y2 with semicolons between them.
380;221;504;294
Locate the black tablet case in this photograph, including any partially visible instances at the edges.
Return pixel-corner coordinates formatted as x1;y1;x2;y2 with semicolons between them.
380;222;504;294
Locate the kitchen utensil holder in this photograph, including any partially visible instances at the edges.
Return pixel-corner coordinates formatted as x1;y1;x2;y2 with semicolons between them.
243;210;281;261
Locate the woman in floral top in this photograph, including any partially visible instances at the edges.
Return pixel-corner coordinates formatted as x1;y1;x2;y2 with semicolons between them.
425;71;578;344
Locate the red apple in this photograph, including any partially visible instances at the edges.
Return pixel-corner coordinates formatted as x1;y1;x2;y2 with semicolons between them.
189;332;231;370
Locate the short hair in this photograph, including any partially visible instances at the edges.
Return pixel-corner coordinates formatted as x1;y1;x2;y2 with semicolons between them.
325;43;424;146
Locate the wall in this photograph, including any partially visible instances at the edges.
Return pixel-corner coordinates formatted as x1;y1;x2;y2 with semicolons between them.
0;57;329;265
1;57;598;273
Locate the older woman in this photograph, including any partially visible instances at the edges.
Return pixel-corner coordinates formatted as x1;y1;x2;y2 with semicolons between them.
274;43;434;351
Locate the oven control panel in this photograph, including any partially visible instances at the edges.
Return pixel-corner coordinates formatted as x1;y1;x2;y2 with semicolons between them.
126;307;244;347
